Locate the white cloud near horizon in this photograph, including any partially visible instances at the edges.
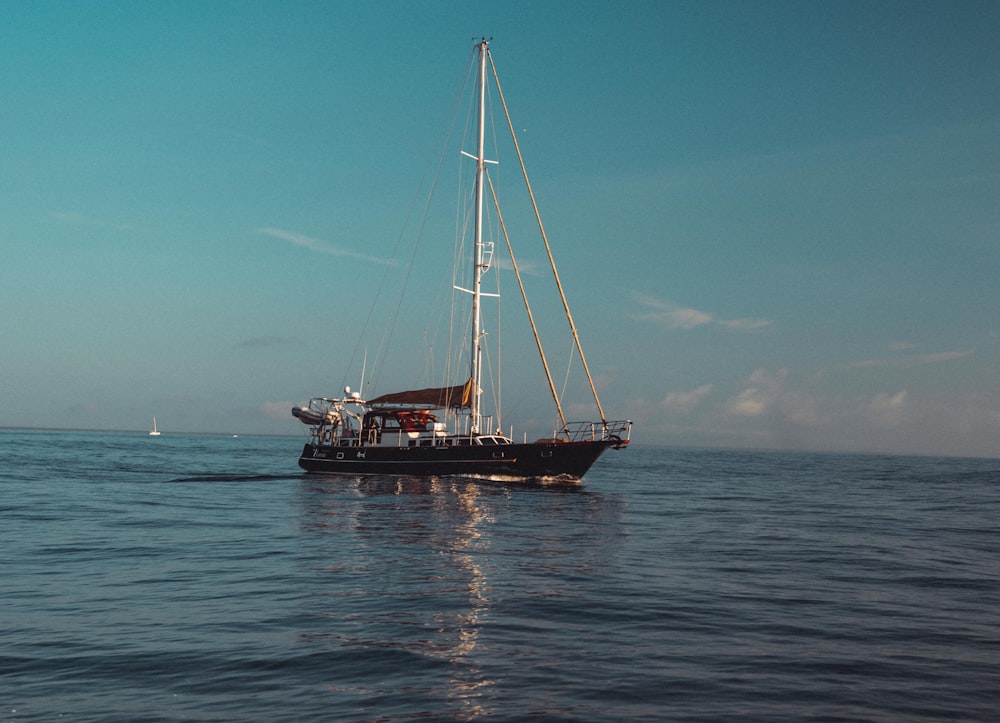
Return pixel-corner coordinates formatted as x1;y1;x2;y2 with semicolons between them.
724;368;786;418
662;384;714;415
867;390;909;426
258;227;393;266
721;368;914;429
262;400;296;420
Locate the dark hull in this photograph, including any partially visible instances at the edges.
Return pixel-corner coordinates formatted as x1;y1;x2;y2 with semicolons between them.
297;439;618;482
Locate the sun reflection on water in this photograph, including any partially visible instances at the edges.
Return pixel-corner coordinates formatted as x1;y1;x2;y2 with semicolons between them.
298;475;511;718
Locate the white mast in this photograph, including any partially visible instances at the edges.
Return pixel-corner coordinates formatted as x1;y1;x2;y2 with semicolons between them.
469;38;488;435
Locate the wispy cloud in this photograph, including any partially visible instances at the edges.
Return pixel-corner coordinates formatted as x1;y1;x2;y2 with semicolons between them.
258;227;393;266
632;292;712;329
494;257;540;275
236;335;293;348
848;358;886;369
52;211;137;231
913;350;974;364
848;349;973;368
632;292;771;332
719;318;773;331
660;307;714;329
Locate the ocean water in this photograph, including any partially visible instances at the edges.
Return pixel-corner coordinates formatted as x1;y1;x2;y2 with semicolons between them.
2;430;999;721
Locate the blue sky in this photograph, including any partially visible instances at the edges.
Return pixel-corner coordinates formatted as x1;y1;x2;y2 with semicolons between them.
2;1;998;457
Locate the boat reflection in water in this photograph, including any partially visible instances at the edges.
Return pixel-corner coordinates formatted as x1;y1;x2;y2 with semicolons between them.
296;474;624;718
298;476;502;718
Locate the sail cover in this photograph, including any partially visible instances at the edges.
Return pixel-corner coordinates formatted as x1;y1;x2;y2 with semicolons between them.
368;378;475;408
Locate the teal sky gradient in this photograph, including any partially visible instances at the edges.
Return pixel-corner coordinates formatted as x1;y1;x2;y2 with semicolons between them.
2;1;998;457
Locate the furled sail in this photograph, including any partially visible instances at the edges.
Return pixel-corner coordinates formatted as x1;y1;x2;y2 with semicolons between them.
367;378;475;408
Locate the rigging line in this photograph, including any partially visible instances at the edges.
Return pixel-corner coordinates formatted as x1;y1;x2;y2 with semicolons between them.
375;53;481;392
487;49;607;424
478;84;504;428
443;192;472;397
486;170;568;432
480;327;498;430
444;73;484;393
444;65;495;394
443;59;505;410
475;259;503;432
341;46;480;395
560;339;576;405
494;234;501;429
447;165;476;390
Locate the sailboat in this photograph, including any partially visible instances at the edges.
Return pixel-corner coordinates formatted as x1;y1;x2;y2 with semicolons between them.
292;39;631;482
149;417;161;436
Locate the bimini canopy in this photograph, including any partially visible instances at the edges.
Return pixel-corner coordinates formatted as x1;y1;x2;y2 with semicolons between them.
367;378;475;409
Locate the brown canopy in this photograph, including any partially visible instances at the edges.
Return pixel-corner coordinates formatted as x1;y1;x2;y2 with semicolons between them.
367;378;475;409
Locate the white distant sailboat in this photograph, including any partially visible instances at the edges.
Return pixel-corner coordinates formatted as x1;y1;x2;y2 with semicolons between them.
149;417;161;436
